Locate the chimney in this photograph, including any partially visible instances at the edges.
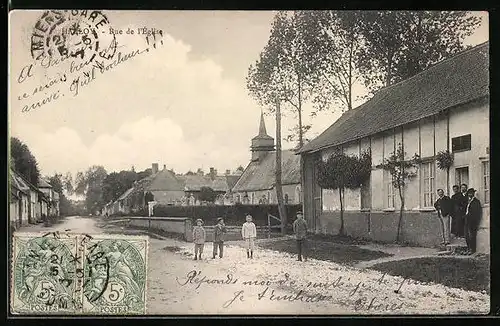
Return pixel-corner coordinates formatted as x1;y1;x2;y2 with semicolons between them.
152;163;159;174
225;169;230;176
163;164;166;170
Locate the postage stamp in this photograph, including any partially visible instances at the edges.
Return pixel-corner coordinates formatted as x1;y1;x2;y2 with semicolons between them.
30;10;117;63
10;232;148;315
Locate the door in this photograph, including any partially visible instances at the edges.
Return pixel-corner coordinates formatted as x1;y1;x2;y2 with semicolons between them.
455;167;469;187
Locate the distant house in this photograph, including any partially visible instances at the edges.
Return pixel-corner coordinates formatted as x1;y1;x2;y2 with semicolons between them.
177;168;241;205
39;193;49;218
232;113;302;205
10;169;44;224
37;178;60;218
116;187;135;214
298;42;489;252
10;169;30;228
113;163;186;214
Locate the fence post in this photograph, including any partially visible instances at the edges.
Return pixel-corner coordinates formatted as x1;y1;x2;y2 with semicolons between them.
268;214;270;239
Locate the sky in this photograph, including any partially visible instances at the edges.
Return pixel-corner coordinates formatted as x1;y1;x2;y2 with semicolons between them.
9;10;489;179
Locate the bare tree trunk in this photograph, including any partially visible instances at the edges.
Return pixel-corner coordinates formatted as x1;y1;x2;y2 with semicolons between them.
275;99;287;235
397;187;404;243
348;40;353;111
339;187;345;236
297;75;304;148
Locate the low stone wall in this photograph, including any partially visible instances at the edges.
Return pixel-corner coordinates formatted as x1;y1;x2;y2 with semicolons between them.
317;210;489;253
127;217;193;242
125;217;277;242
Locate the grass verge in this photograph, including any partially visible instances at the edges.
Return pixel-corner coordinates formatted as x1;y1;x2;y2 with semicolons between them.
370;256;490;293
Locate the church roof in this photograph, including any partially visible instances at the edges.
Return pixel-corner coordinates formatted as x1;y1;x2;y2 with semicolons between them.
232;150;301;192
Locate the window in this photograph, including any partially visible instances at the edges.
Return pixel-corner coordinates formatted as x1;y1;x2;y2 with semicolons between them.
455;167;469;187
451;134;471;152
422;162;436;207
483;160;489;204
384;170;395;208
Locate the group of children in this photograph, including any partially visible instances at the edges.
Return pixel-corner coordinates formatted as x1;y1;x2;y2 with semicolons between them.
192;214;257;260
192;211;308;261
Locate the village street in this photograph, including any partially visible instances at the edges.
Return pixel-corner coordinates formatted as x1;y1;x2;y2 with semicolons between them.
17;216;490;315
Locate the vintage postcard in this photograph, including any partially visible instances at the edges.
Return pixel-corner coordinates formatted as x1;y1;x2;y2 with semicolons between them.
9;10;490;315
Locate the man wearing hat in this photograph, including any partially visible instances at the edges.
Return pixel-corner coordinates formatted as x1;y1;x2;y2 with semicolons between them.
464;188;482;254
293;210;308;261
213;217;227;259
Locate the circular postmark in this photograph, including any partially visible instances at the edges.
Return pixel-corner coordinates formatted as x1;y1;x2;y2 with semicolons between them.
13;237;77;311
30;10;117;64
83;239;146;313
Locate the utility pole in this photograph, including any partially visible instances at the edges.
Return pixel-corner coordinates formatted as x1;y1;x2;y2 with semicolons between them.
275;98;287;235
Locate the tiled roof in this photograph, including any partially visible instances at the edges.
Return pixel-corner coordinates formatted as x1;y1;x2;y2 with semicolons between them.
226;175;240;191
181;174;237;192
10;169;31;194
147;169;184;191
298;42;489;154
232;150;301;192
38;178;52;188
117;187;135;201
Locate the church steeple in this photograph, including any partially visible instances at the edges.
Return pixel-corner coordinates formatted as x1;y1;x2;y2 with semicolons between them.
251;112;275;162
258;111;267;136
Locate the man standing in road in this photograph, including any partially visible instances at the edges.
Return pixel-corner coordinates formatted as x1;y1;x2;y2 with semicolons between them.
213;217;227;259
293;210;308;262
465;188;482;255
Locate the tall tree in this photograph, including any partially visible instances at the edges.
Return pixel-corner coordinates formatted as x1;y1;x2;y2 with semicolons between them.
357;11;482;91
248;11;318;148
298;10;365;113
10;137;40;185
247;13;291;234
48;173;74;216
63;172;74;195
75;165;108;214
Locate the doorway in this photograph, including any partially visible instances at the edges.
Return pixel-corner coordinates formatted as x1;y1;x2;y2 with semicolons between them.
455;166;469;187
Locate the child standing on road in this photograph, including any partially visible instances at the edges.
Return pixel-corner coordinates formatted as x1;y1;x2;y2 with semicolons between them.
241;215;257;259
193;218;206;260
293;210;308;262
213;217;227;259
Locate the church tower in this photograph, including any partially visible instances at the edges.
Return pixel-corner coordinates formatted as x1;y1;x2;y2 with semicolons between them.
251;112;275;162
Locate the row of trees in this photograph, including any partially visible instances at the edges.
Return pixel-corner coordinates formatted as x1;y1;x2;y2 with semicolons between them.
247;10;481;236
317;145;421;242
248;11;481;146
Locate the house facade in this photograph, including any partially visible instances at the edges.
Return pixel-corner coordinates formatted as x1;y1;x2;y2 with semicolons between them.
232;113;302;205
298;42;489;253
10;169;30;228
178;168;241;205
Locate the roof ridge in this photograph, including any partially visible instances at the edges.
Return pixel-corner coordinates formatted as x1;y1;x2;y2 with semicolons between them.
375;41;489;94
